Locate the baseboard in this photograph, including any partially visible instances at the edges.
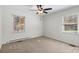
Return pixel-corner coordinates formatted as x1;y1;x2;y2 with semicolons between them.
2;35;43;44
44;36;79;47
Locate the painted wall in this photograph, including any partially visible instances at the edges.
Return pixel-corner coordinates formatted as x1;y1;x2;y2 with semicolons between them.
43;6;79;46
2;6;43;44
0;6;2;45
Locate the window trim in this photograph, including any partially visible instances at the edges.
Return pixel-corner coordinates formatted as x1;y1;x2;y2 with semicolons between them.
62;13;79;33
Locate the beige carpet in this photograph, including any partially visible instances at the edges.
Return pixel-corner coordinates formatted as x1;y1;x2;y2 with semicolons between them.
0;37;79;53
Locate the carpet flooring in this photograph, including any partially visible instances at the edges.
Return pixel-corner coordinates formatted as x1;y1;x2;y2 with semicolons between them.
0;37;79;53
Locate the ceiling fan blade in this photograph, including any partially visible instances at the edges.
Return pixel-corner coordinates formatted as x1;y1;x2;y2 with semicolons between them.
36;5;43;11
43;11;48;14
44;8;52;10
37;5;42;8
39;5;42;8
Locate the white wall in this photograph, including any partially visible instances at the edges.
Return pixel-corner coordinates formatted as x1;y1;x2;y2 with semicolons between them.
43;6;79;46
0;6;2;45
2;6;43;44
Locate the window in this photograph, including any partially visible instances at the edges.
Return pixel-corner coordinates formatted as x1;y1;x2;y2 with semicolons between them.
62;14;78;32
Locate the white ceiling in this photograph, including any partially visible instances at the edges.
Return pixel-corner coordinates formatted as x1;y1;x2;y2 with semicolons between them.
30;5;76;13
46;5;75;12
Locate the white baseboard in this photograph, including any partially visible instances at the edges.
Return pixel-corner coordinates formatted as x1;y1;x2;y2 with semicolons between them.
1;35;43;45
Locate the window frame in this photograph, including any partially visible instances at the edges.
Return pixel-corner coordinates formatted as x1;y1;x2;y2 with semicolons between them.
62;13;79;33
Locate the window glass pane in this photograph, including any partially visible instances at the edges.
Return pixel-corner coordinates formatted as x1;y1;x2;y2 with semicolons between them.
64;15;78;24
64;24;77;31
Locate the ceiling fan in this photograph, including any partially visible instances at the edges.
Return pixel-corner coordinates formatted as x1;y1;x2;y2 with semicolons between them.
31;5;52;15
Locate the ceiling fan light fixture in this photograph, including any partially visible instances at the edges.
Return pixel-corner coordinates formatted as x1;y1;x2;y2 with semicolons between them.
31;5;52;15
36;10;43;15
